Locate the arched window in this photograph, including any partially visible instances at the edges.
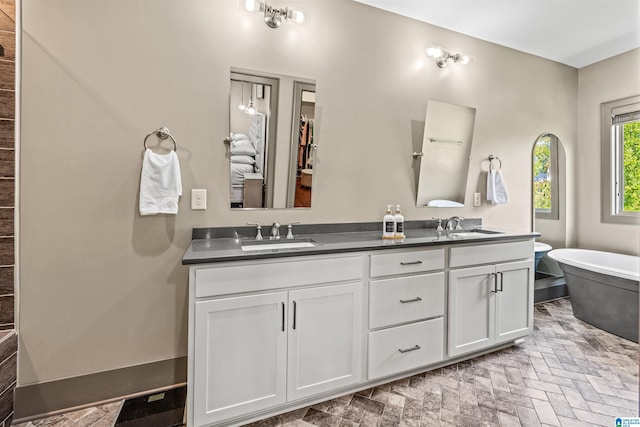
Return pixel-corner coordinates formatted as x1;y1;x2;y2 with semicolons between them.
533;134;559;220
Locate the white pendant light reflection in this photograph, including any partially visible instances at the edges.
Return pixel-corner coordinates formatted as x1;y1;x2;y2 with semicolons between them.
238;82;246;112
245;84;257;115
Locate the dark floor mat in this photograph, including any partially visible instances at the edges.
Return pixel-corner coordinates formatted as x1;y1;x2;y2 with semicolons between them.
114;386;186;427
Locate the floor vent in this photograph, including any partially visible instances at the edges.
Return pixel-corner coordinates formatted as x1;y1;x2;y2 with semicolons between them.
115;386;186;427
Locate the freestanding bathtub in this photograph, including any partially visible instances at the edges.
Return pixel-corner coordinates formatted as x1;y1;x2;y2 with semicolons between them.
548;248;640;342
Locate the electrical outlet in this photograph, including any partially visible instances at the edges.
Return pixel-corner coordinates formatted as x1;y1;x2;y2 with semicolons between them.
191;189;207;210
473;192;481;207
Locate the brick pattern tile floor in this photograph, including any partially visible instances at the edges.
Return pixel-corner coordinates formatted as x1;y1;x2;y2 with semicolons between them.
14;298;639;427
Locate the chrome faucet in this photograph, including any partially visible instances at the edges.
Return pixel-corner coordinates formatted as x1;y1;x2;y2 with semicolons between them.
247;222;263;240
270;221;281;240
446;216;464;230
286;221;301;239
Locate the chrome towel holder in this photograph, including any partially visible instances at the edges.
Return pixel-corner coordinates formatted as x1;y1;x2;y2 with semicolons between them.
143;127;177;151
488;154;502;170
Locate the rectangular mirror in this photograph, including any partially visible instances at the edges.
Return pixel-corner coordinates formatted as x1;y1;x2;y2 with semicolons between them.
229;69;316;209
416;100;476;208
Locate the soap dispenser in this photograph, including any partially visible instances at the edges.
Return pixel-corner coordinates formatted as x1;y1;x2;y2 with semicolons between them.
383;205;395;239
393;205;405;238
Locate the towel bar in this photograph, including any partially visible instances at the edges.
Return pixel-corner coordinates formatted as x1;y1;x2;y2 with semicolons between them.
143;127;177;151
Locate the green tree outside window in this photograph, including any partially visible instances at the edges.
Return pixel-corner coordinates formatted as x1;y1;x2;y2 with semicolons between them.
622;121;640;212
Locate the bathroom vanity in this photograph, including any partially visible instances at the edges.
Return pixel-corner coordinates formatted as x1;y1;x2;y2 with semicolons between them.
183;223;535;427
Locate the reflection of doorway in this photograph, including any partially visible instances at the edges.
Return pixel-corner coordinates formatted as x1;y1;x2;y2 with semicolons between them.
230;72;279;208
288;82;316;208
532;133;567;302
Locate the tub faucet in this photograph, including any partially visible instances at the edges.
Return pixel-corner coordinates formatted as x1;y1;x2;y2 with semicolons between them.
446;216;464;230
270;221;281;240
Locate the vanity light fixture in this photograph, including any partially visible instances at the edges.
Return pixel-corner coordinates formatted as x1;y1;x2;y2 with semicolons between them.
426;44;474;68
244;0;305;28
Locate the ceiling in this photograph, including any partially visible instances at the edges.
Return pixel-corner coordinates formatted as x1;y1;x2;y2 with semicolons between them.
353;0;640;68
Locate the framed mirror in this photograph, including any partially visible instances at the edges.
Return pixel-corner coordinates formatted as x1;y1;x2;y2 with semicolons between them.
228;69;316;209
416;100;476;207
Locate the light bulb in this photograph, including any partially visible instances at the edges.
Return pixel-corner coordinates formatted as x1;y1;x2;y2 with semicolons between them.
238;102;246;111
245;0;256;12
290;10;305;24
459;55;470;65
426;46;443;58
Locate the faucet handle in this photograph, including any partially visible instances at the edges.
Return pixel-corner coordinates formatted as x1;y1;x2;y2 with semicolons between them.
432;217;443;232
247;222;263;240
455;217;464;230
286;221;301;239
270;220;281;240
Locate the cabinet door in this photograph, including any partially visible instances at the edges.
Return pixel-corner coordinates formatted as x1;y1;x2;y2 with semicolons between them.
287;283;363;401
495;260;534;344
193;292;287;426
448;265;496;357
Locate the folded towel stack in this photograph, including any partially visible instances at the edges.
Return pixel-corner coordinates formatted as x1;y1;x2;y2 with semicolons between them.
139;149;183;215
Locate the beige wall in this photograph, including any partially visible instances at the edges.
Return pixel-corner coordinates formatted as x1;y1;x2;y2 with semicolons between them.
19;0;578;385
576;49;640;256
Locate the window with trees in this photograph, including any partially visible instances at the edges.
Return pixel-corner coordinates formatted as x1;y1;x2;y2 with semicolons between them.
533;133;559;220
601;96;640;224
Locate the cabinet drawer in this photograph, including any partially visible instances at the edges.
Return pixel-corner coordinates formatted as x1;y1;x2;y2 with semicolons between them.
194;255;363;297
449;240;534;268
369;273;444;329
370;249;444;278
368;318;444;380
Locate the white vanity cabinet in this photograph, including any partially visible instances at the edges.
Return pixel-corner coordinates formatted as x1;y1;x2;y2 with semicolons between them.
189;255;363;427
447;241;534;357
186;235;536;426
193;292;287;424
367;248;445;380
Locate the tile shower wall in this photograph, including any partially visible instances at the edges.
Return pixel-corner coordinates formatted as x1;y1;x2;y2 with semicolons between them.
0;1;15;426
0;0;15;329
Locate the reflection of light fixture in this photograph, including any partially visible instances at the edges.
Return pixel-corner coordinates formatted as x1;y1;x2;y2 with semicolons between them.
245;84;257;115
245;0;305;28
245;98;257;115
426;44;474;68
238;82;246;112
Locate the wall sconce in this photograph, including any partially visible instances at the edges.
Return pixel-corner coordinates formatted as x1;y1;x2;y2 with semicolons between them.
426;45;474;68
245;0;305;28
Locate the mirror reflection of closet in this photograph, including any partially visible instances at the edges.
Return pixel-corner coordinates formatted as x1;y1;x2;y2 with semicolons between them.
229;72;279;208
532;133;567;279
228;69;317;209
287;82;316;208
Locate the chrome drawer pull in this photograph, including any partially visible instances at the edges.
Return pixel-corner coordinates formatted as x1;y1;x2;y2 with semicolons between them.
398;345;421;354
399;297;422;304
400;260;423;266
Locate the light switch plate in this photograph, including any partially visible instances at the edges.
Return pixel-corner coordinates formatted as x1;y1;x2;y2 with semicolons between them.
473;192;481;207
191;189;207;210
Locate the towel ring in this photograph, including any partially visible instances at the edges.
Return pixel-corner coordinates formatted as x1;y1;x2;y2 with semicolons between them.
488;154;502;170
143;127;177;151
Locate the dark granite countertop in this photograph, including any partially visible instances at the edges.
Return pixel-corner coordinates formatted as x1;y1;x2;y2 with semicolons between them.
182;220;539;265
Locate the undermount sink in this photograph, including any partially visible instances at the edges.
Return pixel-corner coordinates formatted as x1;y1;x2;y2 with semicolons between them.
241;238;320;252
449;229;504;238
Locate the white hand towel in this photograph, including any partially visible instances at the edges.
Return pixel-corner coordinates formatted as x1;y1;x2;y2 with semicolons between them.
139;149;183;215
486;169;509;205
